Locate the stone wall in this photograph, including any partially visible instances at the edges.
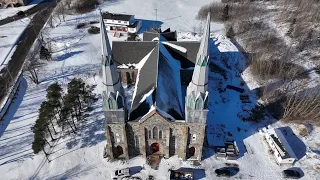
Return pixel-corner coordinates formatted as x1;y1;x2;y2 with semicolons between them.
106;111;206;161
118;69;138;85
105;123;129;160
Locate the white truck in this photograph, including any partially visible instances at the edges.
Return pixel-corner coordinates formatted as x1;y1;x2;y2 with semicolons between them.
112;168;130;180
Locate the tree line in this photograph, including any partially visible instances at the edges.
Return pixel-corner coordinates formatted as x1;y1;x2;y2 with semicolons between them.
32;78;98;157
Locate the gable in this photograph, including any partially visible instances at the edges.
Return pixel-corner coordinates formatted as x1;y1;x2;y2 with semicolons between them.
139;110;171;126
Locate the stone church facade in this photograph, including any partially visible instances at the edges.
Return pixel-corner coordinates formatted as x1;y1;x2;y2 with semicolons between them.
100;12;211;161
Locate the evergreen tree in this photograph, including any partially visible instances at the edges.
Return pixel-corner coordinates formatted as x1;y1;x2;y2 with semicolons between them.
226;26;235;38
222;4;229;21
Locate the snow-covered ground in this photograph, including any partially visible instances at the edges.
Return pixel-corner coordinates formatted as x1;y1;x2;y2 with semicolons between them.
0;0;319;179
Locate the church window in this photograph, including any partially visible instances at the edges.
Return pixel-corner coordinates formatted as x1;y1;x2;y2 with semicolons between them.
196;56;202;66
117;95;123;108
153;126;158;139
148;130;152;139
135;135;139;147
159;130;163;139
108;97;117;109
201;58;207;66
195;97;203;110
188;96;195;109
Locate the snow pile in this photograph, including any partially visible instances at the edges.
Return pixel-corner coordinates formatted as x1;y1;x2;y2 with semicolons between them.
162;41;187;53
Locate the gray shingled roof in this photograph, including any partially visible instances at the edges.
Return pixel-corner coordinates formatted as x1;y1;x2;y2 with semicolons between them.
102;12;133;21
112;41;199;66
112;41;158;66
129;44;159;120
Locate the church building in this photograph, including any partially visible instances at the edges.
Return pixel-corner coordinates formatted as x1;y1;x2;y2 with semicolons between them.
101;13;211;161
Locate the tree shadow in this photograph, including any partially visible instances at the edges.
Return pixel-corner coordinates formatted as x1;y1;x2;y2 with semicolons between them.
0;77;28;138
55;50;84;61
278;126;306;160
130;166;142;176
45;164;96;180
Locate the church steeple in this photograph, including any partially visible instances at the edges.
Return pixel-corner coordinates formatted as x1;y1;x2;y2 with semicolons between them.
185;14;210;123
100;12;126;118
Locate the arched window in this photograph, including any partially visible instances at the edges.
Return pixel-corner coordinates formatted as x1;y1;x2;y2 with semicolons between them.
153;126;158;139
108;97;117;109
204;96;209;109
188;96;195;109
195;97;203;110
201;58;207;66
196;56;202;66
135;135;139;147
117;95;123;108
148;130;152;139
159;130;162;139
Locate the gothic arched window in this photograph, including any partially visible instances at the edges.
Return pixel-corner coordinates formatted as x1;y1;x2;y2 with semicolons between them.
188;96;195;109
195;97;203;110
108;97;117;109
148;130;152;139
159;130;163;139
117;94;123;108
153;126;158;139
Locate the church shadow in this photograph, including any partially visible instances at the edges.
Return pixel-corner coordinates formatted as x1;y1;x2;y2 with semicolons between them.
203;38;280;160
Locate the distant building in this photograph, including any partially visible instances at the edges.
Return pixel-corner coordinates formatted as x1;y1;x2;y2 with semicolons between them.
261;127;297;165
102;12;141;34
100;13;212;161
0;0;32;8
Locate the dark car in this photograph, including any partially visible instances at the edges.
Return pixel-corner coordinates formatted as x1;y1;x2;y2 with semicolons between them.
16;11;25;16
283;169;301;179
215;167;231;177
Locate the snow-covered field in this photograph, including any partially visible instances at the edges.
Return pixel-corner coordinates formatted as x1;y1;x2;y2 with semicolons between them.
0;0;319;179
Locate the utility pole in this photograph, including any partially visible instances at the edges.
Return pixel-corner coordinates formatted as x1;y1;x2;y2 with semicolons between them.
154;8;157;22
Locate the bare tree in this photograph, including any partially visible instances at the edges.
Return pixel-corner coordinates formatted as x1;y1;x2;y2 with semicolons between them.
23;46;44;85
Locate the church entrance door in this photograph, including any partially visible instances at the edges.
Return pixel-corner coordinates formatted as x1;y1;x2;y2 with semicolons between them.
150;143;160;154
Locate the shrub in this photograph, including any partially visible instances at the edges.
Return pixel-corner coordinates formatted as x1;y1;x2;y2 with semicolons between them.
88;26;100;34
298;126;308;137
76;23;86;29
75;0;99;14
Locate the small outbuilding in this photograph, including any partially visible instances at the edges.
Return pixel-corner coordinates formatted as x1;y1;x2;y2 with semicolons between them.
261;127;297;165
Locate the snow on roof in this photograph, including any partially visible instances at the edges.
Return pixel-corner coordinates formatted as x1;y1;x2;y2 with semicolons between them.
266;128;297;159
162;42;187;53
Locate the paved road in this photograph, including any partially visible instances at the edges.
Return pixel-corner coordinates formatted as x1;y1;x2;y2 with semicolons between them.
0;0;59;102
0;0;52;26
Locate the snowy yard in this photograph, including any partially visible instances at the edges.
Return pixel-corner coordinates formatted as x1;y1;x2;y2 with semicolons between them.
0;0;319;179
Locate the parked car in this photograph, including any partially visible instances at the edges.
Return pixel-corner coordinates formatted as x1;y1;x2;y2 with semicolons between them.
112;168;130;180
16;11;25;16
283;169;301;179
215;167;231;177
170;169;193;180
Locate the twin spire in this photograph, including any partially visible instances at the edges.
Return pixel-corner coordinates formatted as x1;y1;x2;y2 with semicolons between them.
100;11;124;112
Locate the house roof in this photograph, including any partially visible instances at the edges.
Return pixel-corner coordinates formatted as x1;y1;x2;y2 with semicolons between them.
102;12;133;21
267;128;297;160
